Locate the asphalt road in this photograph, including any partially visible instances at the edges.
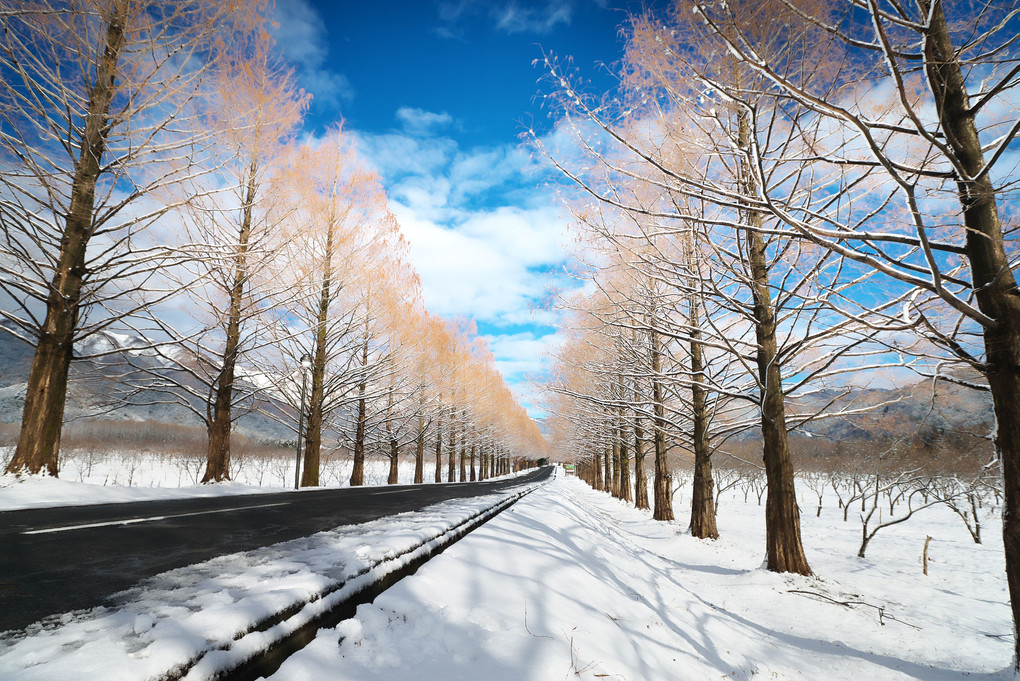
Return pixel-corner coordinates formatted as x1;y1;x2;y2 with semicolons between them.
0;467;552;633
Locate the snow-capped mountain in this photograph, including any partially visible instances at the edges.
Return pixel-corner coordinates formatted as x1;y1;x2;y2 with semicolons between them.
0;324;293;443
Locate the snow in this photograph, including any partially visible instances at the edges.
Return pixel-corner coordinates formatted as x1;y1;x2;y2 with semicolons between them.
0;465;1013;680
268;473;1012;681
0;471;289;511
0;487;535;681
0;455;480;511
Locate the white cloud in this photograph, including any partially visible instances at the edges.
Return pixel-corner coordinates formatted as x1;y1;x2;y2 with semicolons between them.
436;0;576;37
395;107;455;137
392;202;563;322
485;330;565;420
272;0;354;108
494;1;572;35
486;331;557;378
352;122;583;411
354;132;457;180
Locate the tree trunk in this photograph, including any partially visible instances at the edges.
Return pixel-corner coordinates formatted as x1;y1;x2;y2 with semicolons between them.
414;415;425;484
299;339;327;490
385;384;398;485
919;0;1020;662
388;438;399;484
650;320;674;521
689;299;718;538
459;413;467;482
447;409;457;482
350;335;369;486
631;339;650;509
749;221;810;573
611;436;621;498
202;158;260;483
301;214;340;489
434;408;443;482
736;109;810;575
603;445;611;493
470;444;477;481
8;5;128;477
594;451;603;490
618;409;632;502
633;418;649;510
350;388;366;486
205;372;235;483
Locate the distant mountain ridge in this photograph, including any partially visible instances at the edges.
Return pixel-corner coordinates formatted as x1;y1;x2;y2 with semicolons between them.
0;323;294;443
0;325;995;450
788;377;994;444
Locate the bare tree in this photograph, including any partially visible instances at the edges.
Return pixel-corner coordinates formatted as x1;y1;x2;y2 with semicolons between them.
672;0;1020;657
137;30;308;483
1;0;258;476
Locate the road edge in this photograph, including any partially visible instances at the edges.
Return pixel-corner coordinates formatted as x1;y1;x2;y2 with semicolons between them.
167;478;546;681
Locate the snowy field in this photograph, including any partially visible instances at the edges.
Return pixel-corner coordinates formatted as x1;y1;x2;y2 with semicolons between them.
0;457;1012;680
0;449;456;511
269;473;1011;681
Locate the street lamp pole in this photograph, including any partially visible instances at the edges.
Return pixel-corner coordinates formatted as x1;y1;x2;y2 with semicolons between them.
295;353;312;490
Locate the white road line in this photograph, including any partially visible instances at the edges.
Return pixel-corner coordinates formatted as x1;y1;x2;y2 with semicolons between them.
22;502;292;535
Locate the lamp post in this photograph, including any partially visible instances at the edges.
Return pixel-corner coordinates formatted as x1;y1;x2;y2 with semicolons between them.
295;353;312;490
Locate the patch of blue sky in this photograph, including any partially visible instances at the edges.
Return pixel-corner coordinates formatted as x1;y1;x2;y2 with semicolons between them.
476;319;556;336
267;0;644;416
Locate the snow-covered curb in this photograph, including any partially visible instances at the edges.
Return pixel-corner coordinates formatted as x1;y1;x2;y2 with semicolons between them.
180;485;540;681
0;482;544;681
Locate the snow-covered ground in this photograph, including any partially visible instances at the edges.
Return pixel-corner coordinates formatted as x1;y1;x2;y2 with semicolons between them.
269;473;1011;681
0;484;538;681
0;462;1011;680
0;453;456;511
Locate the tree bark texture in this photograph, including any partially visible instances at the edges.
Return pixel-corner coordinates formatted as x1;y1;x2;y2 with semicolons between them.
434;409;443;483
414;415;425;484
387;438;399;484
689;300;718;538
202;158;260;483
459;414;467;482
918;0;1020;661
633;419;649;510
618;410;632;503
386;386;398;485
350;388;366;486
603;445;612;494
736;109;810;574
8;5;128;477
611;437;621;498
447;410;457;482
650;321;674;521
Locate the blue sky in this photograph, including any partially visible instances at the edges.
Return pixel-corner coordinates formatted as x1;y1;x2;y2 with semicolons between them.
271;0;645;417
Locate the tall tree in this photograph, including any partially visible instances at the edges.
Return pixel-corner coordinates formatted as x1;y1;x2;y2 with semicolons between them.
1;0;257;476
187;28;307;483
681;0;1020;652
258;126;397;488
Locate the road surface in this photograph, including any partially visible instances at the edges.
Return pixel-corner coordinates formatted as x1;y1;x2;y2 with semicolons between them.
0;467;551;633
